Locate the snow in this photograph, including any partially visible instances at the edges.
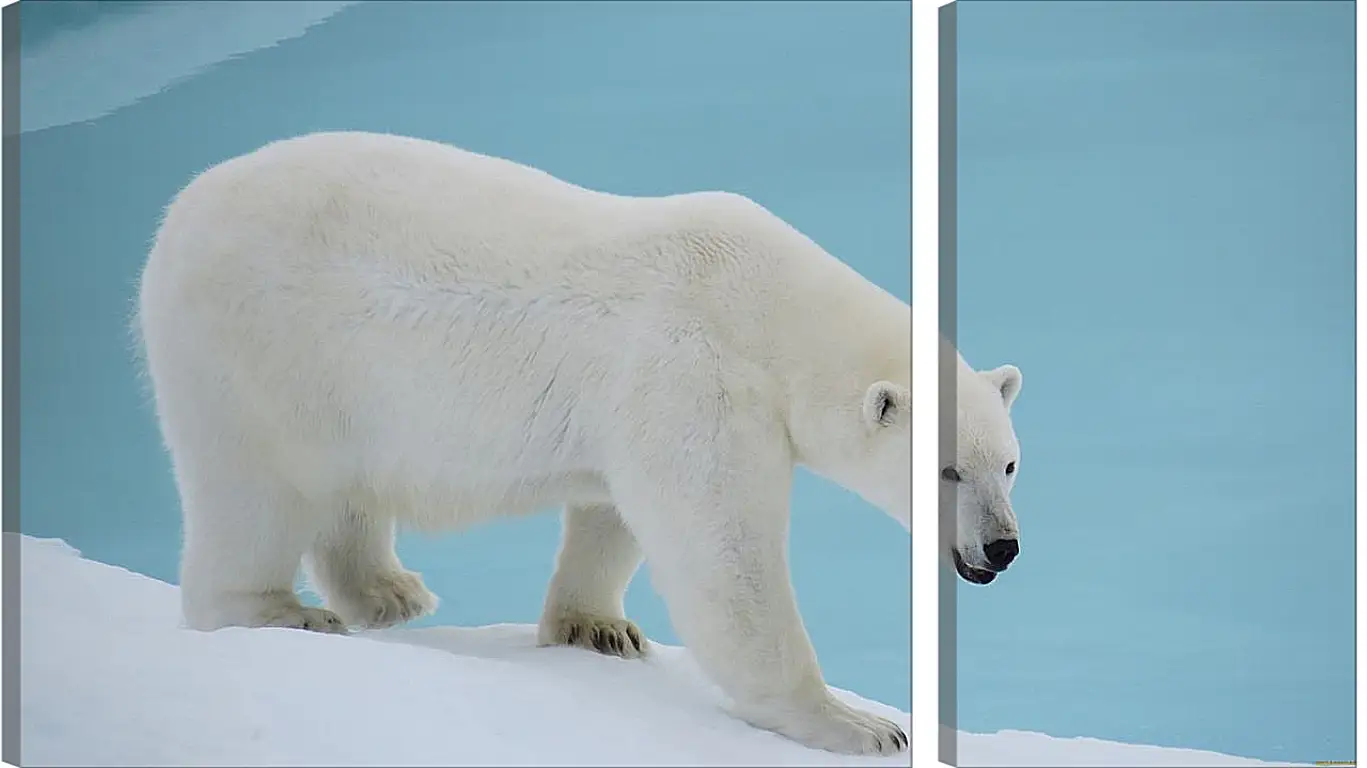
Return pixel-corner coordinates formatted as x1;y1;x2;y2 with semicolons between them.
16;534;1299;767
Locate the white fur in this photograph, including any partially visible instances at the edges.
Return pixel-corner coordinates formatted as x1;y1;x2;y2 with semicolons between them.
135;132;911;755
940;334;1024;584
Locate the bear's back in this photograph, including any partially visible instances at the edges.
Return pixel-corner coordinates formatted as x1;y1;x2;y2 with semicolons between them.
154;133;826;305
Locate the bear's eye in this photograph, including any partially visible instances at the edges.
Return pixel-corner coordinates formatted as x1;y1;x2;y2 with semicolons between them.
1005;461;1016;476
941;466;961;483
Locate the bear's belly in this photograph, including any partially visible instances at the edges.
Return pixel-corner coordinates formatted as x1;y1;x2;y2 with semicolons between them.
360;467;616;532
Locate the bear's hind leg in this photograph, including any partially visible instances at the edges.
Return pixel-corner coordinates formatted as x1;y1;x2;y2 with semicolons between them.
304;501;438;630
178;467;347;634
537;503;648;659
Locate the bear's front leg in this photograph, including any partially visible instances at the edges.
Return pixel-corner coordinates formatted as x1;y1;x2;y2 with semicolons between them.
606;405;907;756
538;503;648;659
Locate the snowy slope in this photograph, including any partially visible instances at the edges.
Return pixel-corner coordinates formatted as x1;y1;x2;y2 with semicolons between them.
16;535;1297;767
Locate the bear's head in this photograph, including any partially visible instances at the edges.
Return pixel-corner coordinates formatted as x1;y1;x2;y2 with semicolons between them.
942;362;1023;585
850;379;912;530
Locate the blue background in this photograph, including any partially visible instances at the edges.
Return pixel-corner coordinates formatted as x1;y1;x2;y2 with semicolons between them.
16;0;911;726
953;1;1355;764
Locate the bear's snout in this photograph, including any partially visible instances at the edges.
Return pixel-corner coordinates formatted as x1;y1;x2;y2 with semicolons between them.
983;538;1019;571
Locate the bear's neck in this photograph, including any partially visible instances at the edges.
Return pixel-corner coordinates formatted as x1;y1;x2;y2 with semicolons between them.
770;269;910;477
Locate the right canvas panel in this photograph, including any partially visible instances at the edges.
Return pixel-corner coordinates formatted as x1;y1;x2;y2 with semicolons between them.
941;1;1356;766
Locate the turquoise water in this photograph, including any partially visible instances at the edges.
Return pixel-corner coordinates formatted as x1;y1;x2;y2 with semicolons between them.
952;1;1355;764
16;0;910;719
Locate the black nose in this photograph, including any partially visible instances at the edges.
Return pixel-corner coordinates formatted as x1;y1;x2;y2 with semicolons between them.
984;538;1019;571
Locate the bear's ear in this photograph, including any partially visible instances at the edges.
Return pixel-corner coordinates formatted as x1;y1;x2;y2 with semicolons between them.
862;381;909;428
982;365;1022;410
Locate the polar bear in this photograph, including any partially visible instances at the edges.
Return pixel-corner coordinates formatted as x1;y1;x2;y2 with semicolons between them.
942;339;1024;586
136;131;916;755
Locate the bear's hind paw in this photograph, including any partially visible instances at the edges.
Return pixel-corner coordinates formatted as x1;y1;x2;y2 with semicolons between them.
330;569;439;630
258;605;350;635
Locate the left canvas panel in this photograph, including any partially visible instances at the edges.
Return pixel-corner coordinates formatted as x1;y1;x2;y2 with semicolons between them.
4;2;913;765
